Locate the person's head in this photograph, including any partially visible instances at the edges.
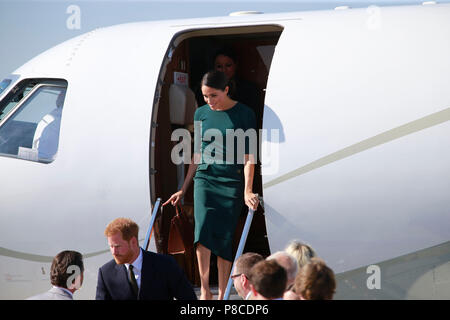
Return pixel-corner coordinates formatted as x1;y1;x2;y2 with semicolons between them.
267;251;298;290
294;258;336;300
213;47;238;80
285;240;316;269
248;260;287;300
104;217;140;265
50;250;84;293
232;252;264;299
201;70;230;108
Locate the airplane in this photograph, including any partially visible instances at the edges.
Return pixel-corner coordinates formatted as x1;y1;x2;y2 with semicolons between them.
0;3;449;300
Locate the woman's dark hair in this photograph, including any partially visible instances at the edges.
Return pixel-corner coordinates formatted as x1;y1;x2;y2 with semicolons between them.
213;46;238;64
50;250;84;288
201;70;229;91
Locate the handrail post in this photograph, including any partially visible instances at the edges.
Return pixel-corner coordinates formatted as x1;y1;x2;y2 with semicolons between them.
144;198;162;251
223;207;255;300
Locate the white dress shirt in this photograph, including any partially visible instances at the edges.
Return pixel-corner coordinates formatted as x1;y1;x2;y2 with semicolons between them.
125;248;143;290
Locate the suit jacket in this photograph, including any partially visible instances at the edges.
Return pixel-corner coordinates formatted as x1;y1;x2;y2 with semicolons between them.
95;249;197;300
27;287;73;300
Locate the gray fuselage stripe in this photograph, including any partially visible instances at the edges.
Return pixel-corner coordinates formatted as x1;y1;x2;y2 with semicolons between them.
0;247;54;263
0;237;144;263
263;107;450;189
0;246;111;263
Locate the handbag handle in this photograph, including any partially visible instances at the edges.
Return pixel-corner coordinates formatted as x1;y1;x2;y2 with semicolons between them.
175;203;184;217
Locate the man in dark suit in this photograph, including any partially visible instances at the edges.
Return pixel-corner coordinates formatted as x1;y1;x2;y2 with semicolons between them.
96;217;197;300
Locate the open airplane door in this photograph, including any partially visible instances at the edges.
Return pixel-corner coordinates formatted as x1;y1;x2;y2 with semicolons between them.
150;24;283;287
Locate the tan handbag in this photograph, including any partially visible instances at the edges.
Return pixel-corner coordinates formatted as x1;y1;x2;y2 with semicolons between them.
167;204;194;254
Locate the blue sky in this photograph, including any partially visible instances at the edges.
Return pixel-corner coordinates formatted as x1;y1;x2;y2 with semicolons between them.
1;0;449;79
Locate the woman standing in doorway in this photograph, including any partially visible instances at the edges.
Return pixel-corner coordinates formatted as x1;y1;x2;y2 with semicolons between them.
195;47;262;127
213;47;261;119
164;70;259;300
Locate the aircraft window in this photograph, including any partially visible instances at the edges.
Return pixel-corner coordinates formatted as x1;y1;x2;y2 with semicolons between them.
0;83;36;122
0;84;67;163
0;79;12;95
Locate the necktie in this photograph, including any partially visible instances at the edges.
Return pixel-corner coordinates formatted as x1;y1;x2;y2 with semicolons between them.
128;265;139;298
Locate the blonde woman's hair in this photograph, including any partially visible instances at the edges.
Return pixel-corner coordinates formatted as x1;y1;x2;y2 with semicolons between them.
285;240;316;269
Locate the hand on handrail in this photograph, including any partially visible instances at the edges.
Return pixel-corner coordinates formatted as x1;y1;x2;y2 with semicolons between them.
162;190;184;207
244;192;259;211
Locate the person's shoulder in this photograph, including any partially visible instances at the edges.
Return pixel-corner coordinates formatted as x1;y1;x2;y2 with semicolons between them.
26;291;48;300
144;251;180;272
147;251;175;262
99;258;117;272
145;250;176;263
236;102;256;117
27;287;72;300
194;104;209;117
197;104;210;112
236;101;252;111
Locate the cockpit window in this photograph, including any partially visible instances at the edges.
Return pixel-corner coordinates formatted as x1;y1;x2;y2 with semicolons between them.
0;79;67;163
0;79;12;95
0;82;36;122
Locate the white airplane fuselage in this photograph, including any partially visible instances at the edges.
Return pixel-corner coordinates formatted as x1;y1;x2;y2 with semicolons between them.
1;4;449;299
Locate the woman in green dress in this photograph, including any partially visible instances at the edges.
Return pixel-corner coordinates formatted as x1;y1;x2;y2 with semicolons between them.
164;70;259;300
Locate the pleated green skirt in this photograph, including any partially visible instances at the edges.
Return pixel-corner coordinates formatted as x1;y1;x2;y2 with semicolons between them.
194;164;244;262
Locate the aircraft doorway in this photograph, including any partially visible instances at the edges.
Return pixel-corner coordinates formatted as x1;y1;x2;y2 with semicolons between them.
150;25;283;286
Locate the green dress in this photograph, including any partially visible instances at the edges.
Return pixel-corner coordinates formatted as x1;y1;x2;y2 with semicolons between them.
193;102;257;261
